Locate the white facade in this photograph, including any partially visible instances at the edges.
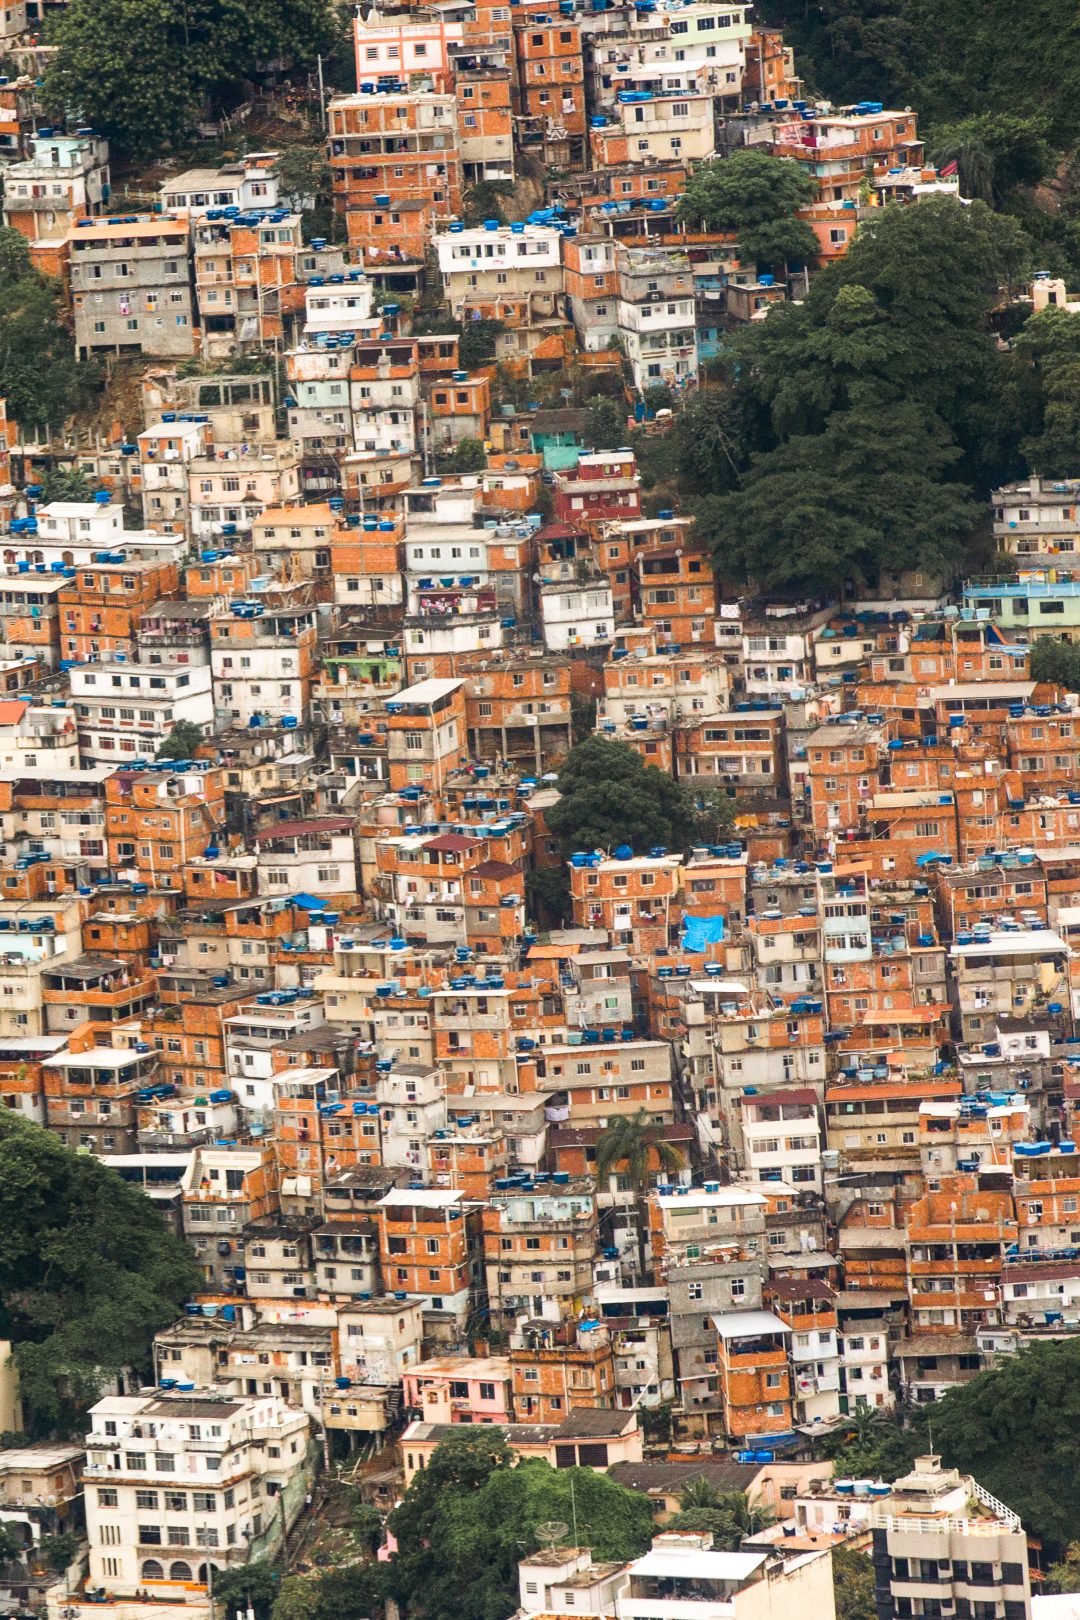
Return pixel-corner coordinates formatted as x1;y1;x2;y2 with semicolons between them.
84;1388;309;1596
160;158;283;216
435;224;563;317
256;831;359;898
211;642;306;727
540;579;615;650
70;662;213;765
303;278;378;338
840;1323;894;1410
3;132;109;234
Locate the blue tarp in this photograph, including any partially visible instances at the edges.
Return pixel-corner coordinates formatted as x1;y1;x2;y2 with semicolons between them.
681;912;726;952
291;892;327;910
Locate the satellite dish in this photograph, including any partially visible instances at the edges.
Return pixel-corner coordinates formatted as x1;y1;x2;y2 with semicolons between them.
536;1521;569;1551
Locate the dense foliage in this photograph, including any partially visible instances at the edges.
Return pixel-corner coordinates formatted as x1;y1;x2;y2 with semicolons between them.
0;1113;200;1433
833;1545;877;1620
665;1481;775;1548
1014;307;1080;476
43;0;340;155
547;736;696;856
929;1339;1080;1556
272;1565;383;1620
640;200;1042;591
1028;638;1080;689
824;1343;1080;1557
0;229;100;435
675;150;819;271
382;1430;654;1620
156;720;206;760
755;0;1080;150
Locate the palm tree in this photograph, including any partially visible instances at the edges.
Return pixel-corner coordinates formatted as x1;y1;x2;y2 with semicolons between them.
671;1486;776;1550
718;1491;776;1542
679;1476;725;1512
594;1110;686;1279
928;133;994;202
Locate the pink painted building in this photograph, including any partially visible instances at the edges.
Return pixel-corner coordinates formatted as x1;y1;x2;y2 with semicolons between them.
403;1354;513;1424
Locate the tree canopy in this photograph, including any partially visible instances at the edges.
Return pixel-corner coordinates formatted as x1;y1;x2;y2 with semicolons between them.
1028;637;1080;690
595;1111;685;1201
0;1113;200;1433
1014;306;1080;477
696;401;980;591
823;1342;1080;1556
0;229;100;435
43;0;340;156
383;1432;654;1620
675;151;818;272
927;114;1053;207
661;199;1035;591
666;1484;775;1549
833;1545;876;1620
212;1561;281;1620
928;1338;1080;1556
273;1565;382;1620
754;0;1080;149
546;736;696;856
156;720;207;760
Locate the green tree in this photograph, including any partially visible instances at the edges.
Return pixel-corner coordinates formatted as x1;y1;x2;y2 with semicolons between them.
462;180;514;228
273;1566;381;1620
277;147;332;213
1015;305;1080;476
821;1405;927;1483
383;1428;514;1620
833;1545;877;1620
742;199;1030;476
675;151;818;271
271;1574;321;1620
43;0;339;156
927;114;1051;206
276;146;335;243
0;1523;24;1564
156;719;206;760
352;1500;384;1556
214;1562;281;1620
689;785;738;846
696;401;980;592
594;1110;685;1203
633;380;758;500
38;467;95;504
384;1436;653;1620
930;1337;1080;1554
36;1532;80;1573
458;319;504;370
753;0;1080;150
0;227;100;434
1029;637;1080;689
678;1476;725;1511
0;1112;200;1433
442;436;486;473
642;383;674;414
595;1110;685;1276
1046;1544;1080;1594
546;736;696;856
525;866;571;929
666;1489;775;1550
586;397;628;451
